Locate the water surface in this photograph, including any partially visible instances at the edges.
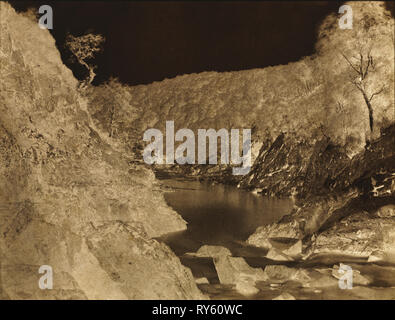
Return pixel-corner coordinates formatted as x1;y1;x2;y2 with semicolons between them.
157;179;395;299
159;179;294;256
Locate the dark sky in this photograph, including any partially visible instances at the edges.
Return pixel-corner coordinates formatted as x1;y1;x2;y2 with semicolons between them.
12;1;387;86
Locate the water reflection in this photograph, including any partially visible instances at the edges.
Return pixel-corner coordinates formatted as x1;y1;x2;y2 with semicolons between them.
159;179;294;255
157;179;395;299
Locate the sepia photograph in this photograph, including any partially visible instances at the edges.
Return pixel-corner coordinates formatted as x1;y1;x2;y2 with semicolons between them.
0;0;395;311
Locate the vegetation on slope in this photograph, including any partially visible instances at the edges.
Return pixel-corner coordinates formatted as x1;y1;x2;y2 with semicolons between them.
0;2;204;299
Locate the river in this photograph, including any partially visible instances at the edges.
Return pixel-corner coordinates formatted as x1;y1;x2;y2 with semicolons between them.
157;178;295;299
159;178;294;254
157;179;395;299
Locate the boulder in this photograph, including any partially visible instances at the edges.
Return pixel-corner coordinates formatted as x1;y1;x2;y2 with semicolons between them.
214;256;265;284
312;211;395;259
302;269;339;288
272;292;296;300
263;265;310;284
375;204;395;218
247;190;360;248
332;264;372;286
213;256;266;296
187;245;232;258
283;240;303;258
214;256;266;285
234;275;260;296
195;277;209;285
247;220;301;248
265;248;293;261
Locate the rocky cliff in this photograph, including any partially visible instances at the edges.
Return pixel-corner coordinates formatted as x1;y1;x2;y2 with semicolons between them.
247;124;395;250
0;2;204;299
87;2;394;195
85;1;394;265
1;1;394;299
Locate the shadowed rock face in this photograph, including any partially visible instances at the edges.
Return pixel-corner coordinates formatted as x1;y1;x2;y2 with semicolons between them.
311;210;395;258
0;2;205;299
238;134;350;197
247;124;395;252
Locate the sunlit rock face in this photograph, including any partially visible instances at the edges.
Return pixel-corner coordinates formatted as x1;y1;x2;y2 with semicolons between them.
0;2;205;299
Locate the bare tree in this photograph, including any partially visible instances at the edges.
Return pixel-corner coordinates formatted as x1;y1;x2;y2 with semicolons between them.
336;100;351;137
65;33;105;86
341;48;385;132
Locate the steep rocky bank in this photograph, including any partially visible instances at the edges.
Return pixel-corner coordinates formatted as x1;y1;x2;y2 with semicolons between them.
247;124;395;254
1;1;394;300
87;2;393;193
86;1;394;255
0;2;204;299
84;1;395;292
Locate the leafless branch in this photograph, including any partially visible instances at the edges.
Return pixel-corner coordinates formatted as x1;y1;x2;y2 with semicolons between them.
369;85;386;102
342;49;374;81
341;52;360;75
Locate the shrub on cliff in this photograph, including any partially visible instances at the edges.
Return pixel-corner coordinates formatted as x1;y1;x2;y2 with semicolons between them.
65;33;105;86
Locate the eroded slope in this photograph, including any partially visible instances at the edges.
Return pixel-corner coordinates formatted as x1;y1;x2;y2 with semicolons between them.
0;2;204;299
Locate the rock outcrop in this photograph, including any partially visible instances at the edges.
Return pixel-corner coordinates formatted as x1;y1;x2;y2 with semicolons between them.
186;245;232;258
84;3;395;272
213;256;266;296
311;209;395;260
272;292;296;300
247;124;394;253
87;2;394;196
0;2;204;299
1;1;394;300
262;265;310;284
